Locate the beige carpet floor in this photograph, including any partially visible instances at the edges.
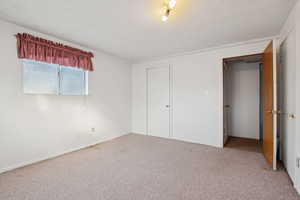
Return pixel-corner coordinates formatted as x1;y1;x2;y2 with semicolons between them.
0;134;299;200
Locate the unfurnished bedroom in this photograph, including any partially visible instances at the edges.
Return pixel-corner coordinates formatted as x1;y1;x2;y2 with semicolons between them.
0;0;299;199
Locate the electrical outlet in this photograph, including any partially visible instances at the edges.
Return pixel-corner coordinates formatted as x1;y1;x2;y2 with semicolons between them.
91;128;96;133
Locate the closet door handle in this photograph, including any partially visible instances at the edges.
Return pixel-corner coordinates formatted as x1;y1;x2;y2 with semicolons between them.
288;114;296;119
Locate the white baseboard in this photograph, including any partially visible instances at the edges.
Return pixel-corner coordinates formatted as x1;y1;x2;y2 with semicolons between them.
132;132;221;148
0;133;128;174
131;132;146;135
296;184;300;196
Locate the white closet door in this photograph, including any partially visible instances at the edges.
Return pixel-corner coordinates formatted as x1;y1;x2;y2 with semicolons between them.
147;66;170;138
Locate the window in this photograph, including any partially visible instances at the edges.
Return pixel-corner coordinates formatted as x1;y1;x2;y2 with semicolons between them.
60;66;88;96
23;59;88;95
23;60;59;94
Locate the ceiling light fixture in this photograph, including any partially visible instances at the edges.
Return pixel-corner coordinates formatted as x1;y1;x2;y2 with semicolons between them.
161;0;176;22
168;0;176;9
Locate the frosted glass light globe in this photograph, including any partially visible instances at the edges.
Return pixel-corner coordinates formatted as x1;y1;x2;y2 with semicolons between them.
168;0;176;9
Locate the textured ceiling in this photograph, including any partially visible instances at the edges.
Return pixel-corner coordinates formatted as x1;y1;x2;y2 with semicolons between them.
0;0;296;62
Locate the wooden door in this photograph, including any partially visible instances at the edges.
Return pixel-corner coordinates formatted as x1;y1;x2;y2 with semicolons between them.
262;40;277;170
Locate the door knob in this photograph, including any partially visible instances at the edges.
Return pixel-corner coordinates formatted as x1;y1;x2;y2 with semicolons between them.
288;114;296;119
166;105;170;108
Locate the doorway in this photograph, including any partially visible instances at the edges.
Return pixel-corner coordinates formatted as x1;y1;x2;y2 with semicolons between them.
223;54;263;153
223;41;278;170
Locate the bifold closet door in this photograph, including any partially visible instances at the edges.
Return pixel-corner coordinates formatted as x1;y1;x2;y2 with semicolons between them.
147;66;170;138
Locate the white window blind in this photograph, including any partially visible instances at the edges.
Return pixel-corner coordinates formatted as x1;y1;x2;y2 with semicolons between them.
23;60;59;94
22;59;88;96
60;66;87;96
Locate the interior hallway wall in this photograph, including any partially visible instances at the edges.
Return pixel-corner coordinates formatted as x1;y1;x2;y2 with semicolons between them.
0;20;132;173
226;62;260;140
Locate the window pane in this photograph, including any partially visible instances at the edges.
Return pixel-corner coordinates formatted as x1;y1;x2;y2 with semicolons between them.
60;66;86;96
23;60;59;94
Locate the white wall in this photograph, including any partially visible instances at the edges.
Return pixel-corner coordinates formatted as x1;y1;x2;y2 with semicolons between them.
280;29;296;183
226;62;260;140
279;0;300;193
295;0;300;194
132;40;270;147
0;20;132;173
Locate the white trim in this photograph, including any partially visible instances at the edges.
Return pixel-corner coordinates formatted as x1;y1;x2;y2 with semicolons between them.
0;134;128;174
146;68;150;136
169;65;173;138
273;39;278;171
220;60;225;148
134;36;278;64
58;65;62;95
85;70;89;96
132;132;220;148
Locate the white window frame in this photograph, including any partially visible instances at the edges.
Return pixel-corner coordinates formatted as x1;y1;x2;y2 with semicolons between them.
22;59;89;96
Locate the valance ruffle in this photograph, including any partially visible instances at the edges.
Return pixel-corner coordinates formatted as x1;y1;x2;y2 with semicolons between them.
16;33;94;71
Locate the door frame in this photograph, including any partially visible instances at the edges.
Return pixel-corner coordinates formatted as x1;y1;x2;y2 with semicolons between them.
146;64;173;138
221;40;278;170
222;53;263;146
272;39;279;170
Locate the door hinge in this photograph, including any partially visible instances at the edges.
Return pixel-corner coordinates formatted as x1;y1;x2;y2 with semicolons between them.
271;110;281;115
297;158;300;168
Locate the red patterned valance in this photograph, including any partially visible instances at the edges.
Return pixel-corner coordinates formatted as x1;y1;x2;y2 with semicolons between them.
16;33;94;71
